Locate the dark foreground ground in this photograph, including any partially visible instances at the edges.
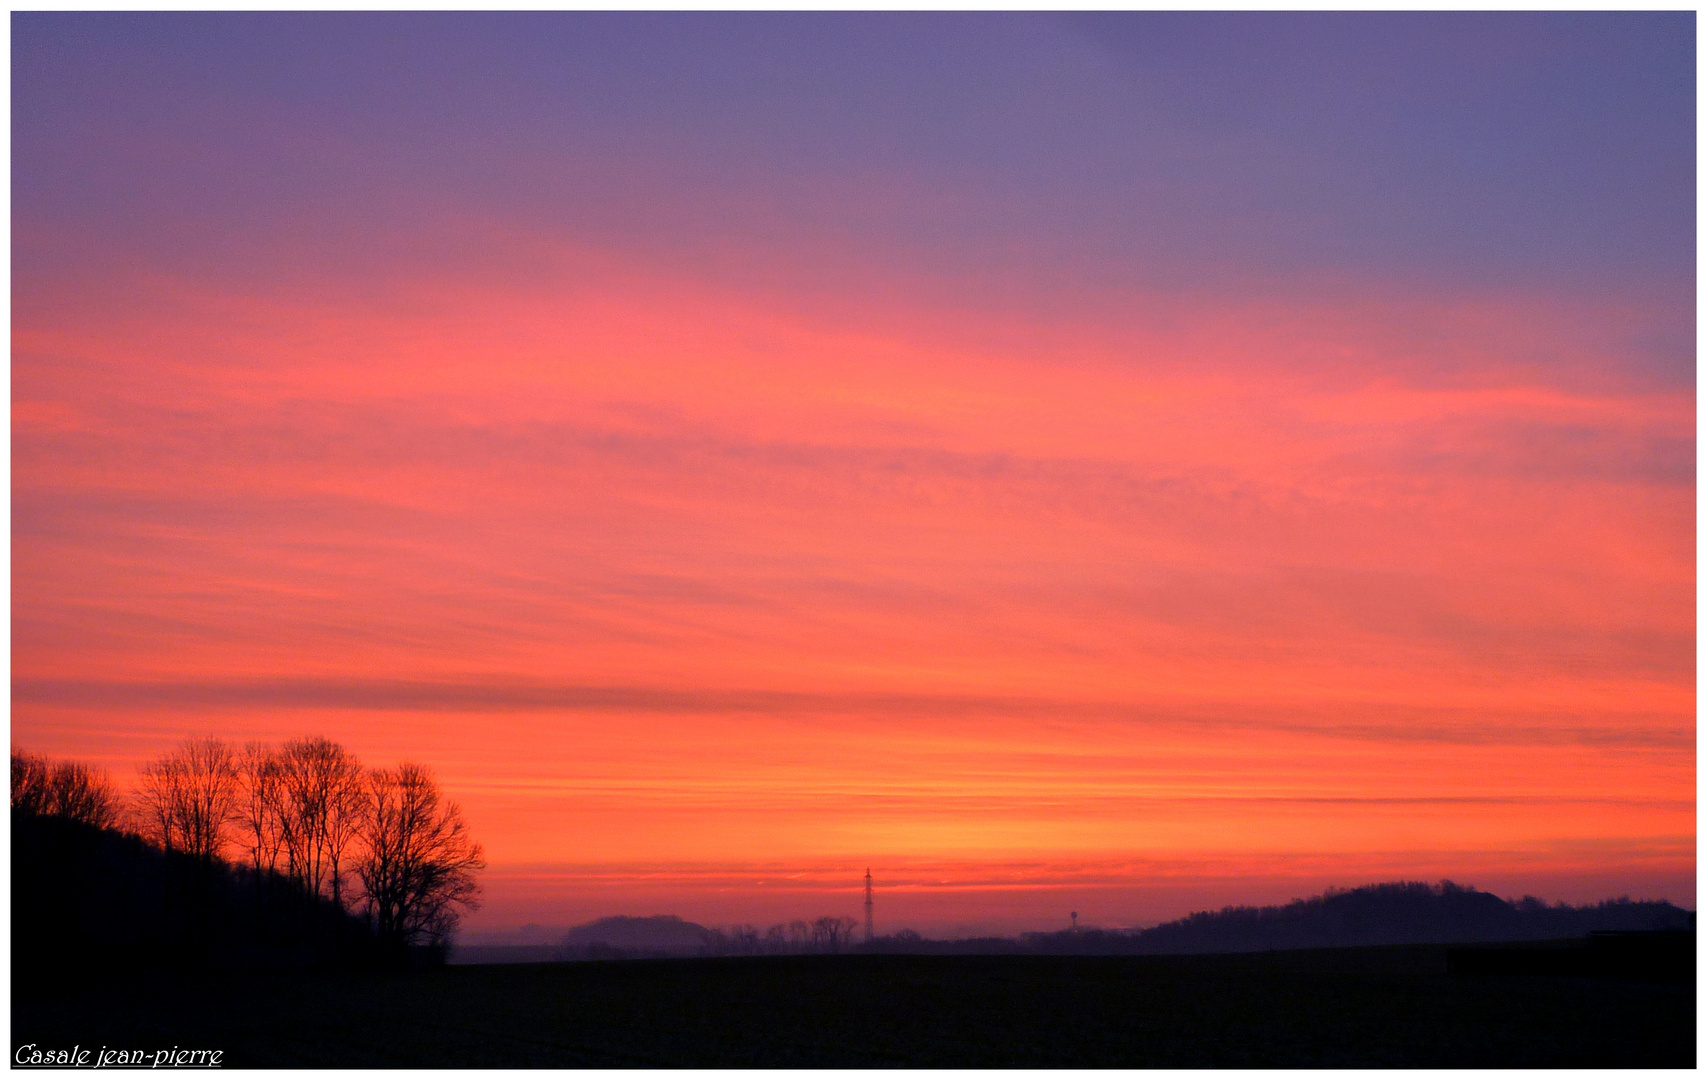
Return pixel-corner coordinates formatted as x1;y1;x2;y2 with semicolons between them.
14;945;1694;1067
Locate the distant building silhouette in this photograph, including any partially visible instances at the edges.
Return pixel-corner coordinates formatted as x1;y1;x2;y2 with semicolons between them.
864;868;874;943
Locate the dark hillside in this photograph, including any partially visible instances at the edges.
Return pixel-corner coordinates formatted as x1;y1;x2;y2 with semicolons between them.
1024;880;1693;954
12;812;378;979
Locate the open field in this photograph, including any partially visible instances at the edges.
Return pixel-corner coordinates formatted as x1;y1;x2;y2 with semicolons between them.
13;945;1694;1067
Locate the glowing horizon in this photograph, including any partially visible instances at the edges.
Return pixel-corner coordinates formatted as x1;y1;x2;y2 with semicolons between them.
11;13;1694;936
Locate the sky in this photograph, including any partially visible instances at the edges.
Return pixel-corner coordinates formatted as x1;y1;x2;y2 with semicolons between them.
11;12;1695;937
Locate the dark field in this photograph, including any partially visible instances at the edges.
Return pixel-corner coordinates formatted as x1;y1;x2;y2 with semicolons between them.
14;946;1694;1068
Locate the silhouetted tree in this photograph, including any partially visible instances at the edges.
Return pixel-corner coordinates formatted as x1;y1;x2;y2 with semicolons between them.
355;763;484;950
12;751;52;816
323;748;368;910
275;737;367;904
51;760;120;828
723;924;761;955
237;741;287;878
746;916;862;954
11;751;119;828
136;737;239;863
811;915;859;952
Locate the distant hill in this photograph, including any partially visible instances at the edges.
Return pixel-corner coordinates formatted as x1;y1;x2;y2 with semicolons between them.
559;915;723;959
448;881;1696;966
1023;881;1694;955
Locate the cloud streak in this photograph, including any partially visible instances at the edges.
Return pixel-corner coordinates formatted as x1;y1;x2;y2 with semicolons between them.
14;677;1694;751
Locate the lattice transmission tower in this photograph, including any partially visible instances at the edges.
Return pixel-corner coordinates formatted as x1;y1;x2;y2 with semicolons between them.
864;867;874;943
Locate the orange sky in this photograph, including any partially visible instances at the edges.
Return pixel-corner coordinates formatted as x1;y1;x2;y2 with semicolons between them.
12;257;1694;934
12;14;1694;936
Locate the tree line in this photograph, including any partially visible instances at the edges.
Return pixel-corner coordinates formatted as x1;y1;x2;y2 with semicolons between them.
12;737;485;952
717;916;861;954
11;752;120;829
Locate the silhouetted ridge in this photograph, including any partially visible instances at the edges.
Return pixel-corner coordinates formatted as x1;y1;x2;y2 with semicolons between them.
13;740;484;975
13;812;382;979
1023;880;1694;955
558;915;723;959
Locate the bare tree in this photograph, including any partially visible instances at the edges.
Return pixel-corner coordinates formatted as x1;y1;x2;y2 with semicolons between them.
136;737;239;862
11;751;118;828
47;761;119;828
810;915;859;953
266;737;369;907
319;742;368;909
355;763;484;949
276;739;330;894
272;740;331;892
237;742;287;878
136;755;179;853
12;751;53;816
723;924;761;955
